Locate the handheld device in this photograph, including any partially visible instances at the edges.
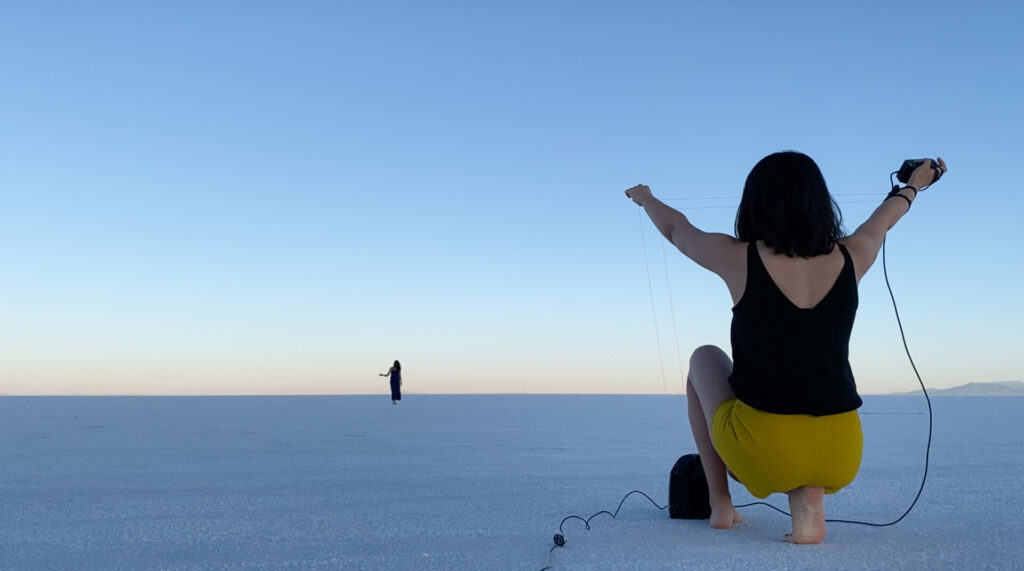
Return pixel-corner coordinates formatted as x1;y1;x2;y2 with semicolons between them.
895;158;946;184
895;159;926;183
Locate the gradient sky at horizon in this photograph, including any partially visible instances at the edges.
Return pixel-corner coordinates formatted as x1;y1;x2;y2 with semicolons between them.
2;1;1022;396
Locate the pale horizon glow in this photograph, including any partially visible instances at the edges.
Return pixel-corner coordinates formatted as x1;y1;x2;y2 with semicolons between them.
2;2;1022;396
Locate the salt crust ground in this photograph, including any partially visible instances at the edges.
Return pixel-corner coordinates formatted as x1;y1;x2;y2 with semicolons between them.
1;395;1021;570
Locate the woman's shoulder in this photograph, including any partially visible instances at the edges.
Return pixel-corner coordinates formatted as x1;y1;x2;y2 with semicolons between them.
836;236;871;282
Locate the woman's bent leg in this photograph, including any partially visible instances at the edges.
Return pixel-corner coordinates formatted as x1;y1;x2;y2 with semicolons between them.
686;345;742;529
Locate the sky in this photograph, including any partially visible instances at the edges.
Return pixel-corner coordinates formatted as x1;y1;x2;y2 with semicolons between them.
2;1;1022;396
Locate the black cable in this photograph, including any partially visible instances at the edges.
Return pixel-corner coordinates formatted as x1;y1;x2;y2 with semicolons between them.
540;491;667;571
557;490;667;536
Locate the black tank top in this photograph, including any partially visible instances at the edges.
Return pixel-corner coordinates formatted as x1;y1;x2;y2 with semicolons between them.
728;241;862;416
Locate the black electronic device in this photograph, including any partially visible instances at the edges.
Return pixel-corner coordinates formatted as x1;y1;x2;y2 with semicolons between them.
668;454;711;519
896;159;929;183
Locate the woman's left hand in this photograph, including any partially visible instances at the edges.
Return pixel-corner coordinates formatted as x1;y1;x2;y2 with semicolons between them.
909;157;947;190
625;184;652;206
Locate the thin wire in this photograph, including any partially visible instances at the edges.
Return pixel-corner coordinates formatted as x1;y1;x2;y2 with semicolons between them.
660;192;883;201
659;240;687;392
638;208;668;394
659;199;882;210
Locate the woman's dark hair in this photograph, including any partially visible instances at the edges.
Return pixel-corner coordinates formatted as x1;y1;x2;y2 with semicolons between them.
393;360;401;372
734;151;844;257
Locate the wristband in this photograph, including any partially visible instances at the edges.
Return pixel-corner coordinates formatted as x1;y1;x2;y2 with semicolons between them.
886;187;913;210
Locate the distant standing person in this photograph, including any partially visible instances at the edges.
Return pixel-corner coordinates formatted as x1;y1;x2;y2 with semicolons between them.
380;360;402;405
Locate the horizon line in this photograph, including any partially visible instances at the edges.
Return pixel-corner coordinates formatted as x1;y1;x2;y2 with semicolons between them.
0;391;1003;398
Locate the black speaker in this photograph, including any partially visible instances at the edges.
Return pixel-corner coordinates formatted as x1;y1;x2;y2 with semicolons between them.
668;454;711;519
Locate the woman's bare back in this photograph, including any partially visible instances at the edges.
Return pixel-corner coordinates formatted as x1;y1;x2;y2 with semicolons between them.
722;240;848;308
755;241;847;309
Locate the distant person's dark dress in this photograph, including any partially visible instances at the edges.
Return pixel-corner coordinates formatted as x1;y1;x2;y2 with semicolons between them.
390;369;402;401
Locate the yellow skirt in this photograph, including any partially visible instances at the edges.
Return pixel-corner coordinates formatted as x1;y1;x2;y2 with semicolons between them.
711;398;863;499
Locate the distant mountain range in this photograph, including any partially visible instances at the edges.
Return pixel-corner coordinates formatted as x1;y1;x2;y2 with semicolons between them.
892;380;1024;396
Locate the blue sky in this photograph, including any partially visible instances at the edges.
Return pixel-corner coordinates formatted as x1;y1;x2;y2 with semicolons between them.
2;1;1021;395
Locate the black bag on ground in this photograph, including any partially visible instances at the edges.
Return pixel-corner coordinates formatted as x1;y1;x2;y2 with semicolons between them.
668;453;711;519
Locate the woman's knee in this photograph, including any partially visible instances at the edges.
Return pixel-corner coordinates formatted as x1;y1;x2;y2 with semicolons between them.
687;345;735;407
690;345;729;368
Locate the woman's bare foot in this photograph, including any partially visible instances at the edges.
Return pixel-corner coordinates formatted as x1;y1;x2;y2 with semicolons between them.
709;498;744;529
785;486;825;544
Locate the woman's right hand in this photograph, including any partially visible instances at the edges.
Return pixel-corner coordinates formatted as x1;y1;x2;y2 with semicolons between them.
625;184;652;206
909;157;947;190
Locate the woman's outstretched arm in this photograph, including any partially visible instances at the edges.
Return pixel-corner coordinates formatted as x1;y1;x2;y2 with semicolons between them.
842;158;947;282
626;184;744;289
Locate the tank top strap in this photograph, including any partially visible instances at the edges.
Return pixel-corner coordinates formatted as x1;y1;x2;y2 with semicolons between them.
835;242;854;279
836;242;851;263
